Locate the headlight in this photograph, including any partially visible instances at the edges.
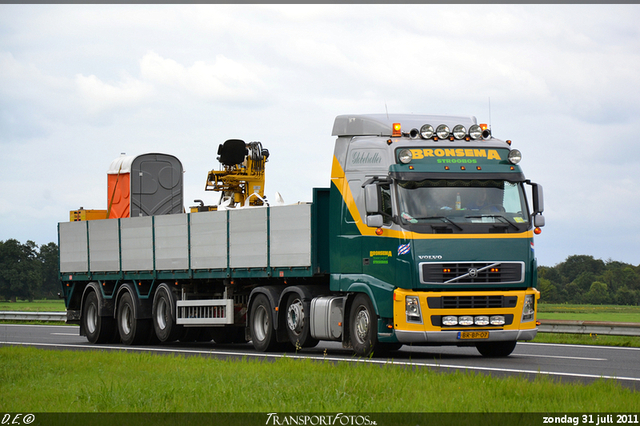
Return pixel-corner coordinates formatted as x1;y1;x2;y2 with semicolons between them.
508;149;522;164
436;124;450;139
474;316;490;326
453;125;467;140
420;124;434;139
406;296;422;322
469;124;482;140
490;315;506;326
458;316;474;326
442;316;458;326
398;149;413;164
522;294;535;322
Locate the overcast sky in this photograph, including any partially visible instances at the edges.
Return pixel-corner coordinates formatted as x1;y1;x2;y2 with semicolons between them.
1;4;639;268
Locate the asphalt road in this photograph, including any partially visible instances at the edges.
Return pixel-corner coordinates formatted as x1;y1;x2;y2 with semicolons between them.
2;324;639;390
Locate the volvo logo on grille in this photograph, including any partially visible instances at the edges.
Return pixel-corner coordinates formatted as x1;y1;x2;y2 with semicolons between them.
468;268;478;278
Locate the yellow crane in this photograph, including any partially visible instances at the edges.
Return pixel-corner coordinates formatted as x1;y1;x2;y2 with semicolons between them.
192;139;270;212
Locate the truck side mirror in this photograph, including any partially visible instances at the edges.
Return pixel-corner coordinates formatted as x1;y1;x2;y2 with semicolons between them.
532;183;544;215
364;184;380;215
366;214;384;228
533;214;545;227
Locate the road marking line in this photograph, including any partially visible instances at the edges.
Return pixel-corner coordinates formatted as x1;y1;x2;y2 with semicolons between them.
516;354;607;361
1;340;639;383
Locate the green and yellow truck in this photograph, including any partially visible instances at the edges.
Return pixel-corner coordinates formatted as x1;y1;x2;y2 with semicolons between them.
59;113;545;357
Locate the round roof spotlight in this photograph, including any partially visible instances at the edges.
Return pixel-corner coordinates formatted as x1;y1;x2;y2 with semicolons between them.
453;125;467;140
409;128;420;139
420;124;434;139
469;124;482;140
436;124;450;139
508;149;522;164
398;149;413;164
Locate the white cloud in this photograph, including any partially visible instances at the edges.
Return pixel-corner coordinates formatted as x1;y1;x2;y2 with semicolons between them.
139;51;269;103
75;72;154;114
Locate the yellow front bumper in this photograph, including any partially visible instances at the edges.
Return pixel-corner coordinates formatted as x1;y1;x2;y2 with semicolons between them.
393;288;540;344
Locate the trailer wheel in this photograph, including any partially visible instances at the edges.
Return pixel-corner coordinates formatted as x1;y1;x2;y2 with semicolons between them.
117;291;151;345
285;294;318;349
83;291;115;344
349;294;379;357
476;341;517;357
152;286;183;343
249;294;278;352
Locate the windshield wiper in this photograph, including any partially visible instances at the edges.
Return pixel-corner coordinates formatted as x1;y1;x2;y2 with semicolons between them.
465;215;520;231
420;216;463;231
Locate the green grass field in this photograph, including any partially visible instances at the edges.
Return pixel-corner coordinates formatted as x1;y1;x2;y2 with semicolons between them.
0;299;65;312
538;303;640;323
0;345;637;413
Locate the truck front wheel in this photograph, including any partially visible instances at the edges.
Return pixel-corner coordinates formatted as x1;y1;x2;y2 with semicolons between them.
476;341;517;357
349;294;379;357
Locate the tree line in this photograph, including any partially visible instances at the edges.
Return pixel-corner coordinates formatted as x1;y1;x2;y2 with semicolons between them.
538;255;640;305
1;239;639;305
0;239;59;302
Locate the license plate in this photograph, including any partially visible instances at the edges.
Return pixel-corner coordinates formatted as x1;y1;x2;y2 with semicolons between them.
458;331;489;340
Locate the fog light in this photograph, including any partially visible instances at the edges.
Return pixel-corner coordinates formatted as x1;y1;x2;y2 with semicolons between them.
398;149;413;164
442;315;458;326
474;316;490;326
490;315;506;326
508;149;522;164
420;124;434;139
453;124;467;140
459;316;473;326
469;124;482;140
436;124;450;139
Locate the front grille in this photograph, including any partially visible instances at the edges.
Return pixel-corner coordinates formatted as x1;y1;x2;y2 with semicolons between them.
427;295;518;309
420;262;524;285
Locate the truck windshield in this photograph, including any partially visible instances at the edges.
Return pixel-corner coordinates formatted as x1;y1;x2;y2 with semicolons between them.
396;179;530;233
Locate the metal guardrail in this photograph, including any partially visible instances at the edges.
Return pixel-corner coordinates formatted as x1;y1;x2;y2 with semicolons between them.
537;319;640;337
1;312;639;337
0;311;67;322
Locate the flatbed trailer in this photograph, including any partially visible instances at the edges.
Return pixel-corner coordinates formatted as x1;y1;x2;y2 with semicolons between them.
60;113;545;357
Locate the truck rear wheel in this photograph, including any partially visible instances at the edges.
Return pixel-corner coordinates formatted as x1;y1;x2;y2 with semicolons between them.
250;294;279;352
285;294;318;349
117;291;151;345
349;294;379;357
476;341;517;357
152;285;183;343
83;291;115;344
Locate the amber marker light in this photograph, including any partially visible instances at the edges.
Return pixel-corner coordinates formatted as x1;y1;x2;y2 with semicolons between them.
476;166;482;170
534;227;542;235
444;166;450;170
460;166;466;170
392;123;402;137
375;228;384;236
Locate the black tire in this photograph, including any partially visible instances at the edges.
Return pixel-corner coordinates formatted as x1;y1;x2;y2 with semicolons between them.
249;294;279;352
285;294;319;349
349;293;379;357
152;286;183;343
116;291;151;345
82;291;115;344
476;341;517;357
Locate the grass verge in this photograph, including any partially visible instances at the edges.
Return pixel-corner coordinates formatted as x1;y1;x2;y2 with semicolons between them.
0;346;638;413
